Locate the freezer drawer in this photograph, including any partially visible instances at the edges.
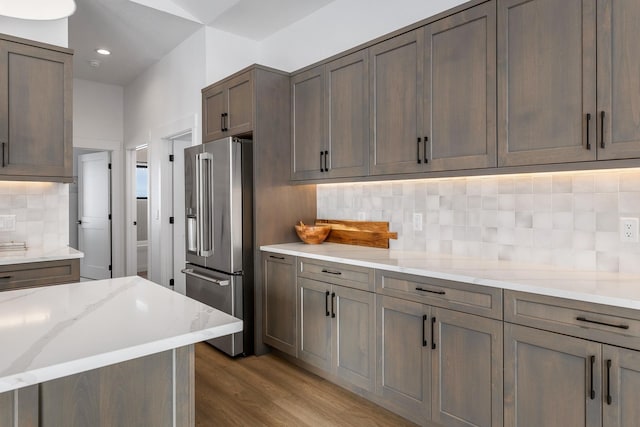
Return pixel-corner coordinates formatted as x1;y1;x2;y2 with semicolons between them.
183;265;244;356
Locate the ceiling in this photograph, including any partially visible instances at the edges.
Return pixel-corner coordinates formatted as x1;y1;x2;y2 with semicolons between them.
69;0;335;86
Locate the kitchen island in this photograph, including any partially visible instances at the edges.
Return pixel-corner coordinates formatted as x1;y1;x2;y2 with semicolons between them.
0;276;242;426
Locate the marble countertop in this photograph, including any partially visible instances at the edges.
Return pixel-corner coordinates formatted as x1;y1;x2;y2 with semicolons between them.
0;246;83;266
0;276;242;393
261;242;640;311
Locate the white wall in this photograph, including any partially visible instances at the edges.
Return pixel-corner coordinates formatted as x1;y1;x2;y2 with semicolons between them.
73;78;125;277
205;27;259;85
0;16;68;47
258;0;468;71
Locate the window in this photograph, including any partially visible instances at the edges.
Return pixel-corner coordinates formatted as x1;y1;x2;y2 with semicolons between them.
136;163;148;199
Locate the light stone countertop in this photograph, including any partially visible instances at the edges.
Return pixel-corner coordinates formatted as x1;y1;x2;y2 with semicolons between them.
0;276;242;393
0;246;83;266
261;242;640;311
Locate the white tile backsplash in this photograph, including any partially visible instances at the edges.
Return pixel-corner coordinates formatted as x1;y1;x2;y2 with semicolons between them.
0;182;68;250
317;169;640;273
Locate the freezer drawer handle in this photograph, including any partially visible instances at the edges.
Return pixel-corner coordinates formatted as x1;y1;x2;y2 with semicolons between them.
576;316;629;330
181;268;230;286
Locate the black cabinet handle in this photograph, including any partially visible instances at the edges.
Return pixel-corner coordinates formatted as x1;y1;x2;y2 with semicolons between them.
417;137;422;164
0;276;12;280
269;255;285;260
1;142;5;167
576;316;629;330
589;355;596;399
220;113;224;132
600;111;605;149
324;150;329;172
224;113;229;131
422;315;427;347
586;113;592;150
424;136;429;163
320;151;324;172
606;359;612;405
325;290;330;317
133;221;137;226
415;287;446;295
321;269;342;275
431;317;436;350
331;292;336;318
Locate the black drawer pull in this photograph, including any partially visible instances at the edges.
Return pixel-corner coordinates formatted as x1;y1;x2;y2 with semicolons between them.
586;113;592;150
325;291;330;317
415;287;445;295
422;315;427;347
606;359;612;405
589;355;595;400
417;137;422;164
269;255;285;260
576;316;629;330
321;269;342;276
431;317;436;350
0;275;12;280
331;292;336;318
600;110;605;149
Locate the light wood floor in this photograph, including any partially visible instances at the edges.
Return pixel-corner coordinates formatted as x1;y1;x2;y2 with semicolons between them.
194;343;417;427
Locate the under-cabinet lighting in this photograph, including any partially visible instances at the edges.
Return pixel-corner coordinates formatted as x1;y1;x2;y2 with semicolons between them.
0;0;76;20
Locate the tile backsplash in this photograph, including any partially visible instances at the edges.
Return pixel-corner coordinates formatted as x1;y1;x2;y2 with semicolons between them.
0;182;69;250
317;168;640;273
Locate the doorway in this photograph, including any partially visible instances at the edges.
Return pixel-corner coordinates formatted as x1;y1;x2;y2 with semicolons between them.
170;134;191;294
135;146;149;279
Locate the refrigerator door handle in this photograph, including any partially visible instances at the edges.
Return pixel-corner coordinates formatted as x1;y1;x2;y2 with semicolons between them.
196;152;214;257
181;268;230;286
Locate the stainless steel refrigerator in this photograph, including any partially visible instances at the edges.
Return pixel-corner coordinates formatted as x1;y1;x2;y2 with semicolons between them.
182;136;253;356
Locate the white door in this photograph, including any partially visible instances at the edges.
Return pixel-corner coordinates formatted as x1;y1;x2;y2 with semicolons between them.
172;138;191;294
78;151;112;280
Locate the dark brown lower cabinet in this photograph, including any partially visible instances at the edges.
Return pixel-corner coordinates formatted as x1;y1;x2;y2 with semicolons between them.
603;345;640;427
0;258;79;291
262;253;297;356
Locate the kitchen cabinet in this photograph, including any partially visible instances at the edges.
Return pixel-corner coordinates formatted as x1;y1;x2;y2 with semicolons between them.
262;253;297;356
0;35;73;182
603;345;640;426
202;70;253;142
291;50;369;180
296;258;376;392
0;259;80;291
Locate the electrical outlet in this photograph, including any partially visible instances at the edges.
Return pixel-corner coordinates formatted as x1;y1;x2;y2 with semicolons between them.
620;217;639;242
0;215;16;232
413;213;423;231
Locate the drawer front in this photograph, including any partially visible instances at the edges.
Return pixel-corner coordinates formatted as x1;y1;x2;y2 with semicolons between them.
376;270;502;320
298;257;374;292
0;259;80;291
505;290;640;351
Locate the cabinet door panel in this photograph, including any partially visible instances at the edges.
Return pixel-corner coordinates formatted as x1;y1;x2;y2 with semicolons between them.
497;0;596;166
227;72;253;136
326;51;369;178
425;0;497;171
298;278;331;371
291;66;324;180
202;85;225;143
504;323;602;427
597;0;640;160
263;253;297;356
603;345;640;427
431;307;503;427
369;30;424;176
376;295;430;422
333;285;375;392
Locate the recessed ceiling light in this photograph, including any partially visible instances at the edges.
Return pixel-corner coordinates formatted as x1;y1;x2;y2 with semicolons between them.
0;0;76;20
96;48;111;56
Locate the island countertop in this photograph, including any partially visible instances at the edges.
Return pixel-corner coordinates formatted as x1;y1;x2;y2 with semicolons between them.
261;242;640;311
0;276;242;393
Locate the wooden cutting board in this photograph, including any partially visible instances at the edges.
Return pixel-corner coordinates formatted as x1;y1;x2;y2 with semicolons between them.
315;219;397;249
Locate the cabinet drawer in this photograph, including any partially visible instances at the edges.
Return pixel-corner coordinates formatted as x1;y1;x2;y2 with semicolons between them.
376;270;502;320
298;257;374;292
0;259;80;291
505;290;640;351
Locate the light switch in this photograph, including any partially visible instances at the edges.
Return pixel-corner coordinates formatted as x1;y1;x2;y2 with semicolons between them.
0;215;16;232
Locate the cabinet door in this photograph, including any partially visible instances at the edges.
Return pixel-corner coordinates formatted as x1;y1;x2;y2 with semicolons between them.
369;30;425;176
202;84;225;142
504;323;602;427
262;253;297;356
298;277;332;372
291;66;325;180
424;1;497;172
333;285;375;392
0;40;72;179
226;71;253;136
431;307;503;427
597;0;640;160
325;51;369;178
497;0;597;166
376;295;430;423
603;345;640;427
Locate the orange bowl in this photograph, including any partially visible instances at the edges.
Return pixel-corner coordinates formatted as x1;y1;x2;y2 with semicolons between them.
294;224;331;244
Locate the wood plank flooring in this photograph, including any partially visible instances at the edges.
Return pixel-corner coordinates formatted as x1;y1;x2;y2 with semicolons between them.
195;343;417;427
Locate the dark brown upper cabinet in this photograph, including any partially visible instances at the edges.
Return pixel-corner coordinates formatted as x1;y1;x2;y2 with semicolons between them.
291;51;369;180
371;1;497;176
202;71;253;142
0;35;73;182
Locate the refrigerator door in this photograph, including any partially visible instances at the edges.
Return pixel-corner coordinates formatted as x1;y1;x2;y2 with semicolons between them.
185;144;203;258
183;264;244;356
